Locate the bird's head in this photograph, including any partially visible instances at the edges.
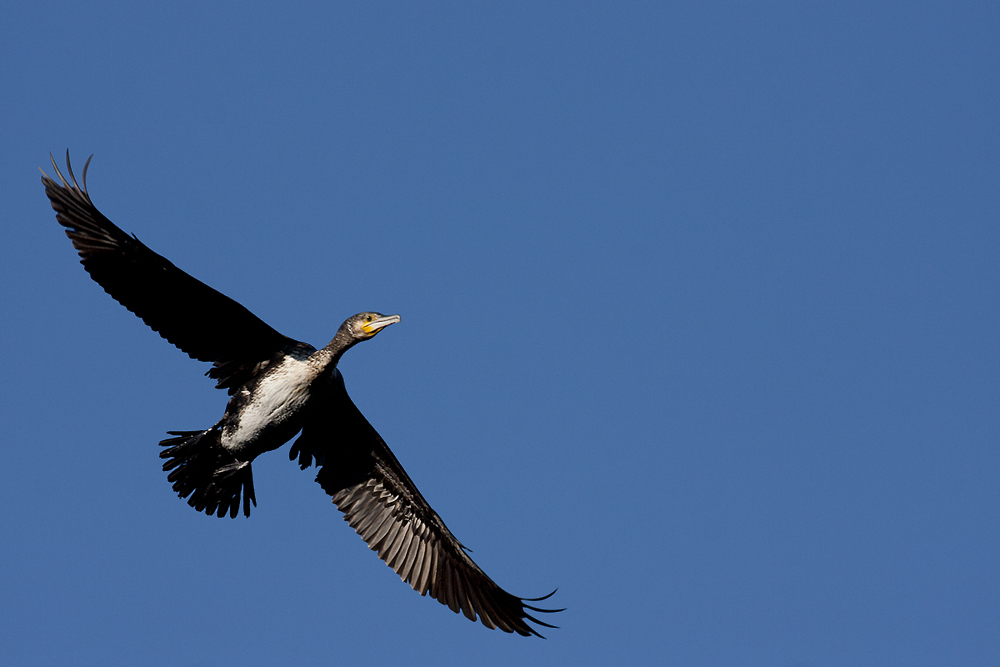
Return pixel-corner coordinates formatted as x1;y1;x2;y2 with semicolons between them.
342;312;401;342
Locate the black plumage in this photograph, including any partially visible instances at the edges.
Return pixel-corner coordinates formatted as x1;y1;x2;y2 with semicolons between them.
42;152;560;637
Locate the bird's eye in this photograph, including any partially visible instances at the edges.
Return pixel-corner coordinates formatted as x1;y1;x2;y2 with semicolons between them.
365;315;373;322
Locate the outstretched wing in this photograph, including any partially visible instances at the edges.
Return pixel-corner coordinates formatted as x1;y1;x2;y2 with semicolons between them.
42;152;298;391
290;373;561;637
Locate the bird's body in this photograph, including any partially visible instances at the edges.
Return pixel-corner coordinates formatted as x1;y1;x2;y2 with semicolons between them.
220;346;320;456
41;152;559;636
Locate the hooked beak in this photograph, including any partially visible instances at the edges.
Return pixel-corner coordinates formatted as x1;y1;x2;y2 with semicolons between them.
362;314;401;335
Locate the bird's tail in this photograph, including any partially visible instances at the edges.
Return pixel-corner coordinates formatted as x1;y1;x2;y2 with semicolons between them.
159;428;256;518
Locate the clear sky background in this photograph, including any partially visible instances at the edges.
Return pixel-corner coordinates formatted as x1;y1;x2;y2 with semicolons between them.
2;2;998;665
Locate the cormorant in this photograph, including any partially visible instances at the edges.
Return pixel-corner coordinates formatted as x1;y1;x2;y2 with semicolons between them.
41;152;559;637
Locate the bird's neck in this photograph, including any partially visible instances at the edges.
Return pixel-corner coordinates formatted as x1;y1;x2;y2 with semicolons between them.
312;327;359;373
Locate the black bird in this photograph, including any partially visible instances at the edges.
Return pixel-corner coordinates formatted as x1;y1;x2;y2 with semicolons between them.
41;152;559;637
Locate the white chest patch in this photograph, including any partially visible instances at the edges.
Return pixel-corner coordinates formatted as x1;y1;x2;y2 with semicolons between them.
221;355;317;450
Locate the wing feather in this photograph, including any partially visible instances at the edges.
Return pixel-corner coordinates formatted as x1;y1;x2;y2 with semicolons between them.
291;373;561;637
41;152;298;391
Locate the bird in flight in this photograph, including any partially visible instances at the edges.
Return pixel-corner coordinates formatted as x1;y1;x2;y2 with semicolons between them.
41;152;559;637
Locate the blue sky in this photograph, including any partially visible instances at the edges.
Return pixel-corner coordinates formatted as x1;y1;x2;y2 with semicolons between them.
3;1;998;665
